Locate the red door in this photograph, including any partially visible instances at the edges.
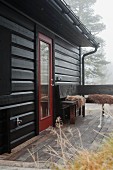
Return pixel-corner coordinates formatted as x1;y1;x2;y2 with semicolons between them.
38;33;53;132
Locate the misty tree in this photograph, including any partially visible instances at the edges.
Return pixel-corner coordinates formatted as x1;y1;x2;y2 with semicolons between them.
65;0;110;84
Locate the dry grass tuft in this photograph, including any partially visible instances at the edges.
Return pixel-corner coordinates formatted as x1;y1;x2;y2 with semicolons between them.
46;117;113;170
73;135;113;170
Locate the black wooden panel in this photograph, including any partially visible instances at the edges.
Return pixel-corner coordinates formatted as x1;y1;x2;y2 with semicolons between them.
0;16;34;39
0;7;36;154
55;67;80;76
9;102;34;117
12;81;34;92
0;93;34;107
12;69;34;80
0;120;6;133
77;85;113;95
0;124;6;136
0;145;8;154
55;44;79;57
55;52;80;65
0;135;7;148
12;46;34;60
0;25;11;96
0;3;34;31
0;109;9;153
10;122;35;141
11;132;35;149
10;112;35;130
0;135;4;146
55;60;79;71
55;74;80;82
55;37;80;85
12;34;34;49
12;58;34;70
55;37;79;53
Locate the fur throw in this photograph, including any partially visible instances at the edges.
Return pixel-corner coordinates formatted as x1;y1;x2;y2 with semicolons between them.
66;95;86;108
87;94;113;104
41;95;48;101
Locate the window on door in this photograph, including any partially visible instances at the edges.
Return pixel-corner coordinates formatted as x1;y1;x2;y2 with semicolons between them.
40;41;50;118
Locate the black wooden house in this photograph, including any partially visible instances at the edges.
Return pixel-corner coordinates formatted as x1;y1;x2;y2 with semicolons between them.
0;0;98;154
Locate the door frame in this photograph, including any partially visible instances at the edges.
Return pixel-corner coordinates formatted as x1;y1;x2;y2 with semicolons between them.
38;33;53;132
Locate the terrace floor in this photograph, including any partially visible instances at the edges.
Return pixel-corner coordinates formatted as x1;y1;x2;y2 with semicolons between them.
0;104;113;169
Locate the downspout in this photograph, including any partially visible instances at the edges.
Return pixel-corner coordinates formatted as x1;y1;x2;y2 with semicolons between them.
82;46;99;85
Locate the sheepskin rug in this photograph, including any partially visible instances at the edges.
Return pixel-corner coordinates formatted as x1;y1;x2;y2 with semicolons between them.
86;94;113;104
66;95;86;108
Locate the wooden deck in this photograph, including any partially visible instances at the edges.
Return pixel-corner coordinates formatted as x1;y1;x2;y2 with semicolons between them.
0;104;113;169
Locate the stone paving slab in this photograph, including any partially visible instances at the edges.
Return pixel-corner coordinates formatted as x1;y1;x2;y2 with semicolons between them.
0;167;49;170
0;104;113;169
0;160;50;170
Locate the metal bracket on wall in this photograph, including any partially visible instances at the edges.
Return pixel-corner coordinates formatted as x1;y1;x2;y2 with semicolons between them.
16;117;22;127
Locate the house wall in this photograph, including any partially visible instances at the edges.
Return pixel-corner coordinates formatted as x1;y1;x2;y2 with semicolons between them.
0;4;36;153
55;37;81;85
54;37;81;119
0;3;81;154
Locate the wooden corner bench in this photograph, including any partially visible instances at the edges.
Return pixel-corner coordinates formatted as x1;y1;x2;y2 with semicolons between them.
54;85;84;124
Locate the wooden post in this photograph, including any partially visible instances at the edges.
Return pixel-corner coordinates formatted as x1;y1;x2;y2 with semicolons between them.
102;104;104;116
82;105;85;117
70;105;76;124
79;107;81;116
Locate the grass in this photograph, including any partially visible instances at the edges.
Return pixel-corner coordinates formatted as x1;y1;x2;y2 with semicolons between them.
27;107;113;169
46;116;113;170
73;135;113;170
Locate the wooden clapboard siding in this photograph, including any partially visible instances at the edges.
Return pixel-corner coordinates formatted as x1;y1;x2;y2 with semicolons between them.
12;46;34;60
55;52;80;65
55;44;79;58
12;58;34;70
10;132;35;149
0;3;34;31
0;10;36;154
10;111;35;129
10;122;35;141
55;37;81;84
55;67;80;77
12;34;34;49
55;74;80;83
55;60;80;71
9;102;35;117
12;81;34;92
54;38;81;120
0;16;34;39
0;93;34;107
12;69;34;80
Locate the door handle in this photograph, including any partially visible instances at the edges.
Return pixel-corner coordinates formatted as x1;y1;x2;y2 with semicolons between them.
51;79;54;86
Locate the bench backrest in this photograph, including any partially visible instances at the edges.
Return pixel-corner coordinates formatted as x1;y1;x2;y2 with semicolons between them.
77;85;113;95
57;85;78;99
54;85;78;118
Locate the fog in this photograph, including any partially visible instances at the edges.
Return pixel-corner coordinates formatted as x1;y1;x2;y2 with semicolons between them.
94;0;113;84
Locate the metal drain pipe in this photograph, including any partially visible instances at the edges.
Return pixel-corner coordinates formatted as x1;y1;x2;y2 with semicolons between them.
82;46;99;85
